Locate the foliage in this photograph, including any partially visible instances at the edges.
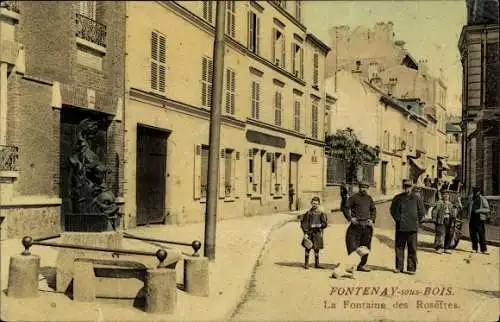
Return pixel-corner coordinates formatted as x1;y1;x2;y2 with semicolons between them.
325;127;380;182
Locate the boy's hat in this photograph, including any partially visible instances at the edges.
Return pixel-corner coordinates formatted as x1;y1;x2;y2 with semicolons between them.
402;179;413;187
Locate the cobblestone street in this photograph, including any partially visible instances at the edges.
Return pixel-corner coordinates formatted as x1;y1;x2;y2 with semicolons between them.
231;206;500;322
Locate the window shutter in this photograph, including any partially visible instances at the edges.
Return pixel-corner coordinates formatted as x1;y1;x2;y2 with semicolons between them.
281;154;287;195
219;149;226;198
230;2;235;37
300;48;304;79
256;16;261;55
247;11;253;50
255;152;261;194
201;58;207;107
270;154;276;195
255;82;260;119
281;34;286;69
272;28;276;63
313;52;319;85
232;151;238;196
208;59;213;108
247;149;253;194
291;43;296;74
194;145;201;199
225;69;231;113
231;70;236;114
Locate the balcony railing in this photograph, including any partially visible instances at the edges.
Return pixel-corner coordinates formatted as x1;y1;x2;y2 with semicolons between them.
0;1;20;13
75;13;107;48
0;145;19;171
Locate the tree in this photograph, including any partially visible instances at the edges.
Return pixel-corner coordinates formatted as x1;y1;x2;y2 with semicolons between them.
325;127;380;183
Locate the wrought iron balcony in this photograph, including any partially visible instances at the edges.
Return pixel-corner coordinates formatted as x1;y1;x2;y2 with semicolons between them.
0;145;19;171
75;13;107;48
0;1;20;13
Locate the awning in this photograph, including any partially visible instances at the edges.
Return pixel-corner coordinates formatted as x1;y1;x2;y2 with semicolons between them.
438;159;450;170
409;157;426;171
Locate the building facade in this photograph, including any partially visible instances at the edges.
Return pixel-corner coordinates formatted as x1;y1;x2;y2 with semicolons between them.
458;0;499;196
123;1;329;228
324;70;429;204
445;118;462;180
326;22;449;181
0;1;126;239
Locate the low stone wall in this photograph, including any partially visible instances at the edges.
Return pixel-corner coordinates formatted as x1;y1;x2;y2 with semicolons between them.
1;205;61;240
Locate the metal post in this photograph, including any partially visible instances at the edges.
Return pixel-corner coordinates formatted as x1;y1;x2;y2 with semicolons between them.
204;0;226;261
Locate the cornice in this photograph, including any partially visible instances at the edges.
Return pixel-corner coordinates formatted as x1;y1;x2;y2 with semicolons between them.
267;1;306;32
305;137;325;147
246;118;306;140
129;88;246;129
306;33;331;54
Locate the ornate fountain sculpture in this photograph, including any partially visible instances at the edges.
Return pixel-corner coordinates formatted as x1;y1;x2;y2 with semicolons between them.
67;118;119;231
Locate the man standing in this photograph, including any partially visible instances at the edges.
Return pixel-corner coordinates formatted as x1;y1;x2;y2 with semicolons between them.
340;181;349;212
434;192;456;254
288;184;295;211
343;181;376;272
300;196;328;269
390;179;426;274
467;187;490;254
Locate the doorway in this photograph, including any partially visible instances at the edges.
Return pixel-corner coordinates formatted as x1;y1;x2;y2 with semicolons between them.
289;153;301;211
381;161;388;195
136;125;169;226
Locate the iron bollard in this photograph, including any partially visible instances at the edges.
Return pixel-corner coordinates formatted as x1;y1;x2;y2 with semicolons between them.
155;248;168;268
191;240;202;257
22;236;33;255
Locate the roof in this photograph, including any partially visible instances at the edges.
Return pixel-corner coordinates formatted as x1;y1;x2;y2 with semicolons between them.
306;33;331;54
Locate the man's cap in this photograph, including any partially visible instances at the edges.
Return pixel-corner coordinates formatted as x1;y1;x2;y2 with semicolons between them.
472;186;481;192
402;179;413;187
311;196;321;203
358;181;370;188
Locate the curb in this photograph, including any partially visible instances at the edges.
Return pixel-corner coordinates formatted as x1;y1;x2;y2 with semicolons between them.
226;216;295;320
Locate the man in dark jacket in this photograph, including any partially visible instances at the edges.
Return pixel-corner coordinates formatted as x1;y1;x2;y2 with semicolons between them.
343;181;376;272
390;179;426;274
340;181;349;212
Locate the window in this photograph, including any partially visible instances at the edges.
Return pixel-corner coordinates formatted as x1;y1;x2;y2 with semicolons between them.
151;31;166;93
295;0;302;21
311;100;318;139
485;42;500;108
200;145;209;197
269;153;284;195
326;157;346;185
225;68;236;114
402;129;407;146
361;164;375;185
408;131;414;150
247;149;262;195
292;43;304;78
293;100;300;132
274;0;287;9
78;1;96;19
251;81;260;119
247;11;261;55
274;91;282;126
201;56;213;108
226;1;236;38
272;29;286;68
202;1;214;24
224;149;233;196
313;52;319;87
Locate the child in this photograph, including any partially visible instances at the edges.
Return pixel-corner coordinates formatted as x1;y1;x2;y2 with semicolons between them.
300;196;328;269
331;246;371;279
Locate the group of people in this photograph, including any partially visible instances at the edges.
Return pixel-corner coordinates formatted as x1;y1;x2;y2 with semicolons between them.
299;179;491;278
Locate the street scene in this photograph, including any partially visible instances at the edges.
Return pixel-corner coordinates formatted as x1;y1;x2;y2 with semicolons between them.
0;0;499;321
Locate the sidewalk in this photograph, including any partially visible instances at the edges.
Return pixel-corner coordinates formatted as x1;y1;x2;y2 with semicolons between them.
0;211;300;322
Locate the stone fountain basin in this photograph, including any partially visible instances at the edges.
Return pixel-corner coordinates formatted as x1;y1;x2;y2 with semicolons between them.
75;254;181;304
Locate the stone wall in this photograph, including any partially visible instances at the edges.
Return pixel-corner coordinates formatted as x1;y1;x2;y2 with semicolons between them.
2;205;61;239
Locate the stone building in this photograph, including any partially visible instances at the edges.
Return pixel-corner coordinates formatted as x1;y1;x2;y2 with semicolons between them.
323;22;450;202
458;0;499;197
324;70;430;204
0;1;125;239
123;1;329;227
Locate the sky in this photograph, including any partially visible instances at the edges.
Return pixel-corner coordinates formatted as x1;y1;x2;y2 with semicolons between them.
303;0;467;116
